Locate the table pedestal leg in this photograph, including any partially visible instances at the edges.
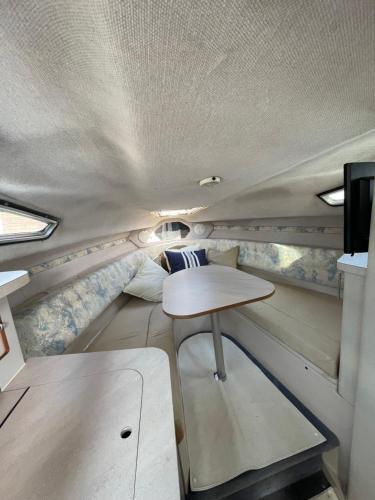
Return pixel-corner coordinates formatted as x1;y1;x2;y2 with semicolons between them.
210;312;227;381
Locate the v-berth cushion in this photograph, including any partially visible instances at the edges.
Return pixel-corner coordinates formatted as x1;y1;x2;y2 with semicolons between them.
86;297;153;351
237;283;342;378
86;298;178;399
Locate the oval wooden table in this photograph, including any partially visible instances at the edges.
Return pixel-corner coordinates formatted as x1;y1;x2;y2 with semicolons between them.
163;265;275;381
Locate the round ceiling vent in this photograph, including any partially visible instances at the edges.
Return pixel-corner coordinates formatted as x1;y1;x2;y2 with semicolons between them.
199;176;222;187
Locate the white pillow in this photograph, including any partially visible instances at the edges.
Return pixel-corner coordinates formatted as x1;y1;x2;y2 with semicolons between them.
123;257;168;302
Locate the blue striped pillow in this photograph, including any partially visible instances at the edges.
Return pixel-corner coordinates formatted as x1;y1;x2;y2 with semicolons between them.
164;249;208;274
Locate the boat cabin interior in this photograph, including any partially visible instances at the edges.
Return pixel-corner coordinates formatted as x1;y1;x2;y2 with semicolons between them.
1;2;375;499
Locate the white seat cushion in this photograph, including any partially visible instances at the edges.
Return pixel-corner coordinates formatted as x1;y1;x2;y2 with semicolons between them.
237;283;342;378
87;297;154;351
86;297;185;439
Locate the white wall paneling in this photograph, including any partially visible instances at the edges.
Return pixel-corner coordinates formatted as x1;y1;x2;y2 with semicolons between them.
337;254;368;405
348;203;375;500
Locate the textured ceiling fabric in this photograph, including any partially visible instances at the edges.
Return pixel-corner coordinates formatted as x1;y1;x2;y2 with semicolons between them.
1;0;375;260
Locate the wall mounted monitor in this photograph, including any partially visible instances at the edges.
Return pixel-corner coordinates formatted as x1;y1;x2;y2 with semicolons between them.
344;162;375;255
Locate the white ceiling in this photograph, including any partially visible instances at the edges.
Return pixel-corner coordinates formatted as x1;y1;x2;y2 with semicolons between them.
1;0;375;260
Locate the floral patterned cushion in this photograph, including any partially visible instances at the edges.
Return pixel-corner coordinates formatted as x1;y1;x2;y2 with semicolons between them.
14;251;147;358
182;239;341;289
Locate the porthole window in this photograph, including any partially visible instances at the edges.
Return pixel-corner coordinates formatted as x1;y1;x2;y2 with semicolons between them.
154;221;190;241
0;200;59;245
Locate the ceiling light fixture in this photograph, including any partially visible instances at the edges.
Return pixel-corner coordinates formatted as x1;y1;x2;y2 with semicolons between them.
317;186;345;206
199;176;222;187
151;207;207;217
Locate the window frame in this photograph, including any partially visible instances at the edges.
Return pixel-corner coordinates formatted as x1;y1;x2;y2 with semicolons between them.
0;199;60;245
138;218;194;244
154;220;191;241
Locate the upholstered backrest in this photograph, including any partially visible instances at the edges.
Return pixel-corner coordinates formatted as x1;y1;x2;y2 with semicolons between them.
182;239;341;290
14;251;146;359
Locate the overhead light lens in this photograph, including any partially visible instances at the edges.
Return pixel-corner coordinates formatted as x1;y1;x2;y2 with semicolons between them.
199;176;222;187
151;207;207;217
317;187;344;206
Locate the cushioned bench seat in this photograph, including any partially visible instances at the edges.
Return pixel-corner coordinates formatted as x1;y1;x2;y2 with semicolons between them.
237;283;342;378
86;297;185;442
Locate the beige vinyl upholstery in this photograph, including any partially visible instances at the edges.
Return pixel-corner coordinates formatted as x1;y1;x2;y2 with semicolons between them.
237;283;342;378
87;296;188;490
87;298;152;351
86;297;185;443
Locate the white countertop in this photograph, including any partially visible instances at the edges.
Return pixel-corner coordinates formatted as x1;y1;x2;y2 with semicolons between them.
0;270;29;299
337;253;368;276
0;349;180;500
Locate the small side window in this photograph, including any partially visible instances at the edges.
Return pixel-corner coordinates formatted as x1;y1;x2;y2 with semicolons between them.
154;221;190;241
138;221;191;244
0;200;59;245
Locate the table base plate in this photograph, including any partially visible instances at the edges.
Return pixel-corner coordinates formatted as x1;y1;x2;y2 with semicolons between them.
178;333;326;492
